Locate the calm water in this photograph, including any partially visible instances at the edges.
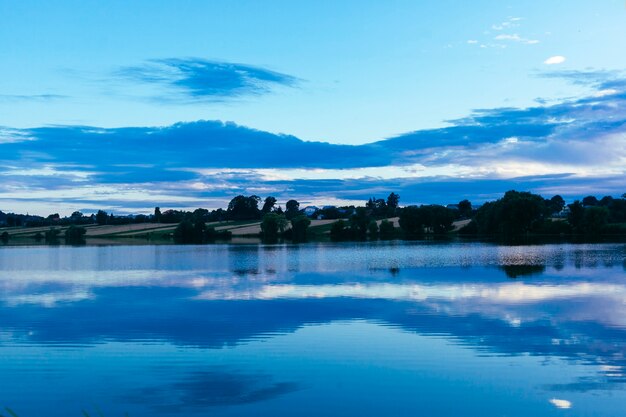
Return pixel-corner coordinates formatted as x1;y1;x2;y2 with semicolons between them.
0;242;625;416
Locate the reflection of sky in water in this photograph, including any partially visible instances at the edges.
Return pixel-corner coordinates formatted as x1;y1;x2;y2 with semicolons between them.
0;242;625;416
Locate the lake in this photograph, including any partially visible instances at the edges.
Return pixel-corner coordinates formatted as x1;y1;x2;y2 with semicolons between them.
0;241;625;416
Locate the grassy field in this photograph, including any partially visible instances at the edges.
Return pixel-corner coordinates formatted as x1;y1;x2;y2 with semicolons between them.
1;218;474;244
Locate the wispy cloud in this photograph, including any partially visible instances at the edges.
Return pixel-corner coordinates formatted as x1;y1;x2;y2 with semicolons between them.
467;17;539;48
495;34;539;44
116;58;299;101
0;94;67;102
491;17;523;31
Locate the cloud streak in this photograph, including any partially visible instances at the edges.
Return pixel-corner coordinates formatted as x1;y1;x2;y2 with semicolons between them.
0;94;67;102
116;58;298;101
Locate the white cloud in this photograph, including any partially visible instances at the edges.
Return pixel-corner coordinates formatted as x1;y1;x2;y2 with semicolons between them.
544;55;566;65
495;34;539;44
492;17;522;31
549;399;572;409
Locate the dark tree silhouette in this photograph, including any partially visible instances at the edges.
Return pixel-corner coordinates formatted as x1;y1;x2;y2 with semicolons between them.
458;199;472;218
227;195;261;220
154;207;162;223
65;225;86;244
582;196;599;206
290;215;311;242
285;199;300;220
95;210;108;225
260;213;287;242
379;219;395;240
261;196;277;214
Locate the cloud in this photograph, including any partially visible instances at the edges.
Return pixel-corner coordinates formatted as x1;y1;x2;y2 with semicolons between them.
123;369;300;412
544;55;566;65
549;398;572;409
491;17;522;31
494;34;539;44
116;58;298;101
0;94;67;102
2;70;626;213
1;248;626;397
468;17;538;48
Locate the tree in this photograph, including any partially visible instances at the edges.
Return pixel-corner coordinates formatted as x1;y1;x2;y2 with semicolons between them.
471;190;547;236
607;197;626;223
261;196;277;214
192;208;209;223
567;201;585;232
368;220;379;239
547;195;565;214
227;195;261;220
366;198;387;218
598;196;614;207
173;220;196;244
290;215;311;242
379;219;395;239
426;205;455;234
260;213;288;242
387;193;400;211
193;215;207;240
285;199;300;220
95;210;108;225
458;199;472;218
399;206;425;237
70;211;83;223
0;231;8;243
330;220;349;241
154;207;162;223
350;207;371;239
582;196;598;206
65;225;86;244
44;228;61;244
581;206;609;235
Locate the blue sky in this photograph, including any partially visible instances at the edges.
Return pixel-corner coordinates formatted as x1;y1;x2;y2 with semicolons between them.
0;1;625;215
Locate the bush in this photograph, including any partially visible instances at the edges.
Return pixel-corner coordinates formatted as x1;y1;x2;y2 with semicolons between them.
368;220;379;239
473;190;547;236
330;220;350;241
260;213;288;242
291;215;311;242
64;225;86;244
173;220;197;244
379;219;396;239
44;228;61;244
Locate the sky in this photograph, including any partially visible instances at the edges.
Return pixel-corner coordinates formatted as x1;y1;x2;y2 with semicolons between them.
0;0;625;215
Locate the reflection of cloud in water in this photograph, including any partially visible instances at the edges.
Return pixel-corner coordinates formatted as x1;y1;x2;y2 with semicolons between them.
122;368;300;412
549;398;572;409
195;281;626;304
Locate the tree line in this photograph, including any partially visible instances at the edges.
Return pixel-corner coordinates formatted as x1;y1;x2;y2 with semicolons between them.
2;190;625;245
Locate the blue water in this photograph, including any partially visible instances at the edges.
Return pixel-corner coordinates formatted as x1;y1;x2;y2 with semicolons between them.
0;241;624;416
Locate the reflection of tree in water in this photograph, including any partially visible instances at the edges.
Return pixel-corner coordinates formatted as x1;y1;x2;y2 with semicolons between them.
500;264;546;278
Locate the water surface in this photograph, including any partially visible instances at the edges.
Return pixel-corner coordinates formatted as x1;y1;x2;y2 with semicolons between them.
0;242;625;416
